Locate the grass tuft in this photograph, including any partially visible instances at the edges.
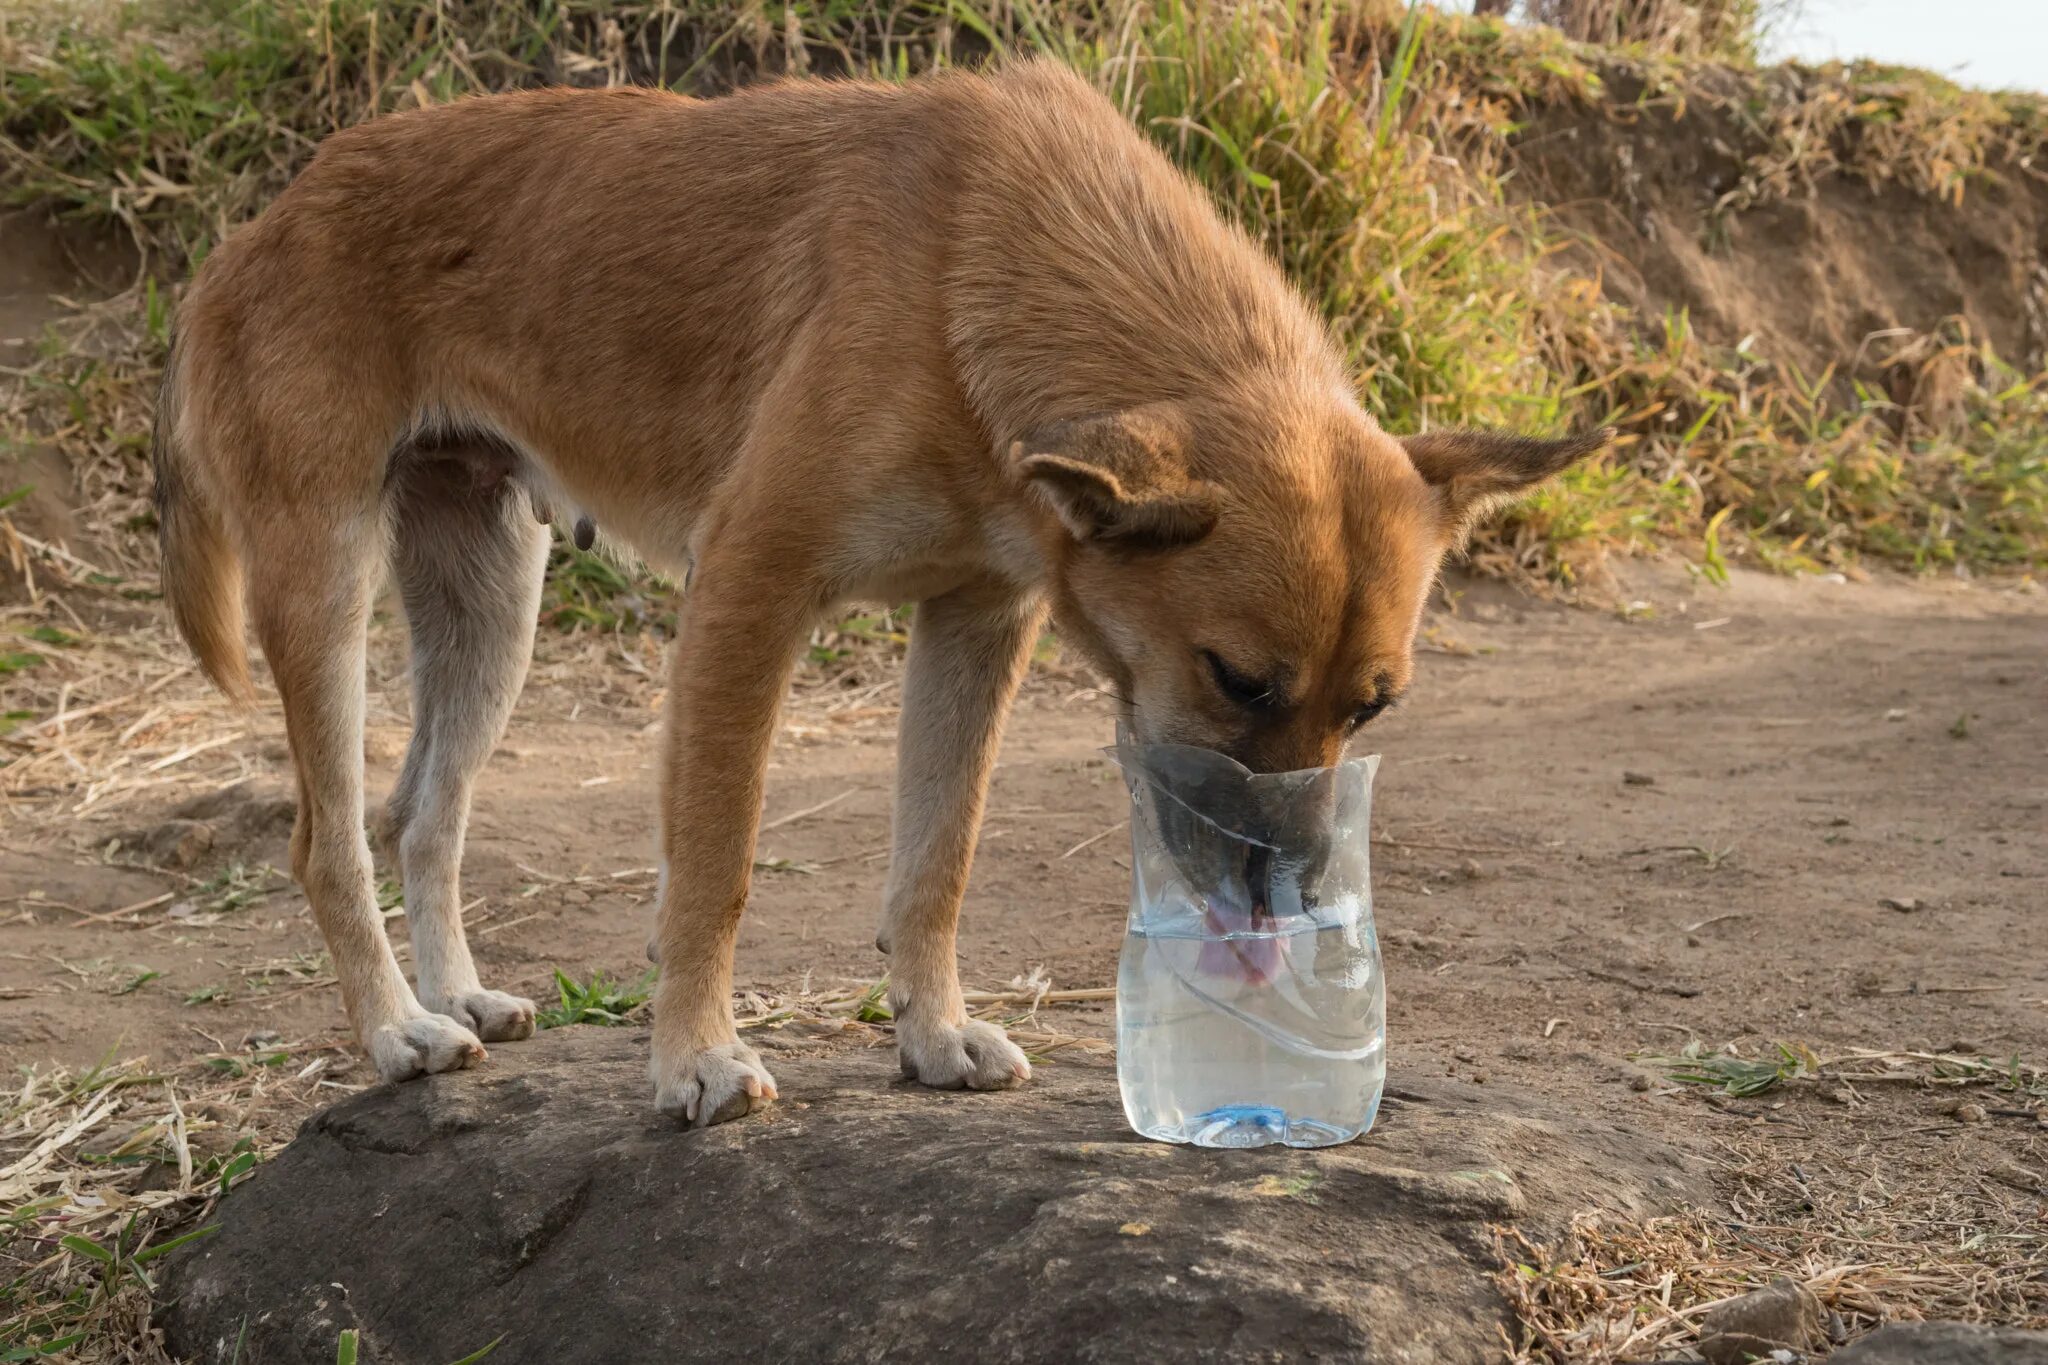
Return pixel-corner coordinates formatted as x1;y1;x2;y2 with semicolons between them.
536;968;656;1028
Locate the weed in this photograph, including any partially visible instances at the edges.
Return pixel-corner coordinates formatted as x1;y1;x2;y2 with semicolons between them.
536;967;656;1028
1648;1039;1817;1097
204;1050;289;1078
109;966;160;995
198;861;283;915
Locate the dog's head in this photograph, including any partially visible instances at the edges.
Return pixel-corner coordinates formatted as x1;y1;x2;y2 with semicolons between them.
1018;394;1609;773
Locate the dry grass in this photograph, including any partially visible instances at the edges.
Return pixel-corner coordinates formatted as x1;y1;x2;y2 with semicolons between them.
0;1043;357;1360
1497;1046;2048;1361
1509;0;1781;62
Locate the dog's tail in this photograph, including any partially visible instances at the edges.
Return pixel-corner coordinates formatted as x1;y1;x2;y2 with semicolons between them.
152;339;254;704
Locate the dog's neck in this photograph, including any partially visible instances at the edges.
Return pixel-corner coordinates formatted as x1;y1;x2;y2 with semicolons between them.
939;62;1347;459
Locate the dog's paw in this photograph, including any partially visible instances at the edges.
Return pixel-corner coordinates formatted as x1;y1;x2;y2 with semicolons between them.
651;1039;778;1127
428;988;537;1043
897;1015;1031;1091
368;1012;487;1082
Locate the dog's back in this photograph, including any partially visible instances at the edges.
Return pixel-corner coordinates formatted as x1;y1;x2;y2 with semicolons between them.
156;60;1340;694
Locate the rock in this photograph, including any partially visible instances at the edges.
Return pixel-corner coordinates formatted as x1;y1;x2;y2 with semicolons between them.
143;817;214;869
1623;770;1656;786
1698;1277;1824;1364
1833;1322;2048;1364
1880;896;1922;913
160;1029;1700;1364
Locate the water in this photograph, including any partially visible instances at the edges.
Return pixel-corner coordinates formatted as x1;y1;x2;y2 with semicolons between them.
1116;896;1385;1149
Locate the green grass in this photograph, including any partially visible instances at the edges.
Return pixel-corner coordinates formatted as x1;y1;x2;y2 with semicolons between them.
536;967;656;1028
1647;1039;1818;1097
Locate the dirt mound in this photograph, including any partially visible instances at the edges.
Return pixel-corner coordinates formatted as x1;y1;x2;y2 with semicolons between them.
1510;64;2048;383
114;779;296;871
159;1026;1699;1364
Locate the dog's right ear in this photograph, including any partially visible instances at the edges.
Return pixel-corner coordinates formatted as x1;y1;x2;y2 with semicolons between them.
1014;407;1220;549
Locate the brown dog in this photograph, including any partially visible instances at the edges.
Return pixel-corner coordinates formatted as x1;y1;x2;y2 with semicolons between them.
151;58;1605;1124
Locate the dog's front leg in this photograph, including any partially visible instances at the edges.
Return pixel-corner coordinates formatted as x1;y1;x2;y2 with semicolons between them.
879;582;1046;1090
649;543;814;1126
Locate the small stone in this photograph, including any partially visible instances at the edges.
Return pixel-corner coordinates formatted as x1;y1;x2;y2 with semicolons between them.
146;818;216;870
1879;896;1920;913
1623;771;1656;786
561;889;591;906
1698;1278;1823;1365
1989;1163;2044;1193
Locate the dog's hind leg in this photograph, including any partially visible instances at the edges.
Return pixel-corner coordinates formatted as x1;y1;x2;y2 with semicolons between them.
878;581;1043;1090
253;498;489;1082
381;450;548;1043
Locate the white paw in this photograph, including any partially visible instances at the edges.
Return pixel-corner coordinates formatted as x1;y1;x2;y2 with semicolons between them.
368;1012;487;1082
650;1039;778;1127
897;1015;1031;1091
428;988;537;1043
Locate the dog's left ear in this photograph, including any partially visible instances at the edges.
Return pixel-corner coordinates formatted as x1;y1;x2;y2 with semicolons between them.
1401;426;1613;536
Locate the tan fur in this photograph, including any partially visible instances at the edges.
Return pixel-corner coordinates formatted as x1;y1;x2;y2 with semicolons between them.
152;59;1605;1120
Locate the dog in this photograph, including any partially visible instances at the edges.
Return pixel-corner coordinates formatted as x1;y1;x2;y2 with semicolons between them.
151;57;1607;1126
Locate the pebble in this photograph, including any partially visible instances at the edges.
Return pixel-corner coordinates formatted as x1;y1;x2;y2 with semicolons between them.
1698;1277;1823;1365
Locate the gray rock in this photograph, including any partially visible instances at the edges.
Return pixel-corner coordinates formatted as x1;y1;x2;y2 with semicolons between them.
160;1028;1699;1364
1835;1322;2048;1364
1699;1276;1824;1363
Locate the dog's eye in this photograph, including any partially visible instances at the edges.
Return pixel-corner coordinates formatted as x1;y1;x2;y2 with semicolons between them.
1348;699;1392;732
1200;649;1276;711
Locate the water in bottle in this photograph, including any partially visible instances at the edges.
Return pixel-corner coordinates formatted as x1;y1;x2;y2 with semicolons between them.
1109;732;1383;1149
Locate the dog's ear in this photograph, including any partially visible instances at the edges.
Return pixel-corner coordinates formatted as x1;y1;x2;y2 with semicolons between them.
1401;426;1613;535
1014;407;1220;549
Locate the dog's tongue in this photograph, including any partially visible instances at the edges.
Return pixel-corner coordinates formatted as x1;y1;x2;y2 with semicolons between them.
1195;899;1284;985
